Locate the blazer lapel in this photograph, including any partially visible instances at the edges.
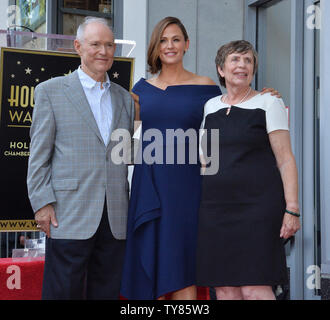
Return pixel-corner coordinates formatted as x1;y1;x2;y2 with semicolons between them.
107;83;124;148
63;71;103;144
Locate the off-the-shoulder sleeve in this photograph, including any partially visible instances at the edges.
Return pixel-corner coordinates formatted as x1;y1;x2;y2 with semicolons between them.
132;78;144;95
266;97;289;133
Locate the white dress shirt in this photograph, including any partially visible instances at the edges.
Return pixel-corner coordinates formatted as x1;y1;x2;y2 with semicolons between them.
78;67;113;145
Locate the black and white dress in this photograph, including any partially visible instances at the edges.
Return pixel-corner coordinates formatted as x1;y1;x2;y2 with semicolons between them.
196;92;289;287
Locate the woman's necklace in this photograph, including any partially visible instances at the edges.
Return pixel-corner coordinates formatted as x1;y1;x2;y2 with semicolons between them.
223;87;252;116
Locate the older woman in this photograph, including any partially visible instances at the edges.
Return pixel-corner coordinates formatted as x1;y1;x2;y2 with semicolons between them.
196;40;300;300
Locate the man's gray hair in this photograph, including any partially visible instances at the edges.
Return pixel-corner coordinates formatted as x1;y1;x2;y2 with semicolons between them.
76;16;113;42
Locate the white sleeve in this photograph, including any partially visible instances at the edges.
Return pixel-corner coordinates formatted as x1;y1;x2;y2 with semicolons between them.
266;97;289;133
199;101;209;159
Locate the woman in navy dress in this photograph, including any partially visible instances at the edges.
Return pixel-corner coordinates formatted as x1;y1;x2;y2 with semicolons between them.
120;17;221;300
196;40;301;300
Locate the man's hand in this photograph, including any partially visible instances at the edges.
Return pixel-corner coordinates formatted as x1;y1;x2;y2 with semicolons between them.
35;204;58;238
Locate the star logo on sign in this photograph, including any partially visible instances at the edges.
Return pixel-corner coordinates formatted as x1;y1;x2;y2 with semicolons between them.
11;74;15;78
112;72;119;79
35;78;40;83
25;67;32;74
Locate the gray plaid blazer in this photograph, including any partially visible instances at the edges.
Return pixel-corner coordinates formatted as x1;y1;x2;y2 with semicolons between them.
27;70;134;240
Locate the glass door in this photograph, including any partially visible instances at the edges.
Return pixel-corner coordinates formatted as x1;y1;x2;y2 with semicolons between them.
256;0;291;105
313;0;321;297
255;0;302;299
246;0;321;300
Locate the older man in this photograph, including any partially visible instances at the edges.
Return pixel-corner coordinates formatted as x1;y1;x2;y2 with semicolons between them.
27;17;134;299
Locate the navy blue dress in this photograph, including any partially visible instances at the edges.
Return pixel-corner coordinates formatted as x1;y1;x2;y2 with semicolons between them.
120;78;221;299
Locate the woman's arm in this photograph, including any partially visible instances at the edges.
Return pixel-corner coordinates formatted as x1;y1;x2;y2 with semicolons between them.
269;130;301;239
130;92;141;165
131;92;140;122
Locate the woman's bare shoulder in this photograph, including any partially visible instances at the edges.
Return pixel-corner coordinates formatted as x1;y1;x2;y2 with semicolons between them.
190;74;217;85
146;77;157;85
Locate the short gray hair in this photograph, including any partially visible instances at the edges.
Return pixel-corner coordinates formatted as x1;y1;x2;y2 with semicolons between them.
215;40;258;88
76;16;113;42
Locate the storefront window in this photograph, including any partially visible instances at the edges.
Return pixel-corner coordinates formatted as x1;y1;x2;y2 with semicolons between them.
59;0;113;36
17;0;47;33
63;0;112;13
62;13;86;36
6;0;48;50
